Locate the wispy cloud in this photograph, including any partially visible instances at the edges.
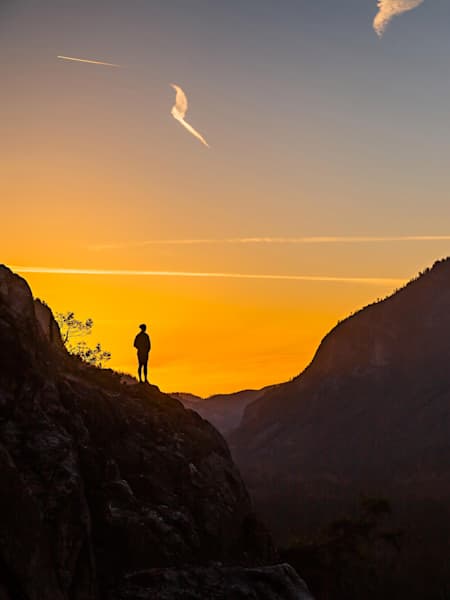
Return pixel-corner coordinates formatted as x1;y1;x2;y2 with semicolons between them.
57;55;121;68
373;0;424;37
170;84;210;148
10;265;405;287
90;235;450;251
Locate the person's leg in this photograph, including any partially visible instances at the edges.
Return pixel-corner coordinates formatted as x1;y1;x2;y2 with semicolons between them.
143;359;148;383
138;361;143;382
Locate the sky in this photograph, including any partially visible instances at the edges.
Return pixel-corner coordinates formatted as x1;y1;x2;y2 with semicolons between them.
2;0;450;395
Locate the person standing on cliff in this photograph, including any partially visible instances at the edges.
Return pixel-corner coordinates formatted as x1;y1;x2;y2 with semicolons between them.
134;324;151;383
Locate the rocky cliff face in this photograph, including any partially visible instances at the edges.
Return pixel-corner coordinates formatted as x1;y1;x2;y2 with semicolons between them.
0;266;312;600
231;259;450;535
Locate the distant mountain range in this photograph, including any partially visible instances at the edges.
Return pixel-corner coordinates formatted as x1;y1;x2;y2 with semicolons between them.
172;387;277;435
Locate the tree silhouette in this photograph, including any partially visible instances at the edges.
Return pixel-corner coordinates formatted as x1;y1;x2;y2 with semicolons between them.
56;311;111;368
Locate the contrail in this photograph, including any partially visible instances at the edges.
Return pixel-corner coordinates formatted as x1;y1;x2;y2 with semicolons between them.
10;265;405;287
57;55;121;68
170;84;210;148
373;0;424;37
90;235;450;251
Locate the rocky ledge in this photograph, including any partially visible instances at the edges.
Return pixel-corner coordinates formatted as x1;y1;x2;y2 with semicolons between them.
0;265;312;600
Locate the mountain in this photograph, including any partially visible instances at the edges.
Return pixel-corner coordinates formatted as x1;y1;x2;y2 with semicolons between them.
172;387;276;435
231;259;450;543
171;392;203;405
0;265;312;600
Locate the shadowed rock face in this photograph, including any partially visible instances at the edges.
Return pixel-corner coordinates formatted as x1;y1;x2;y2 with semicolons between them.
114;564;311;599
0;266;312;600
230;258;450;535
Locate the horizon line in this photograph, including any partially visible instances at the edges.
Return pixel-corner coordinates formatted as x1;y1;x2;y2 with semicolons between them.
9;265;406;286
90;235;450;250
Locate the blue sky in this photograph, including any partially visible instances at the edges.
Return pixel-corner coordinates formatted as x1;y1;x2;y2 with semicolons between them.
3;0;450;252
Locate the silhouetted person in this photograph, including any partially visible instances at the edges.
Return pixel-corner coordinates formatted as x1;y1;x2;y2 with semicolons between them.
134;324;151;383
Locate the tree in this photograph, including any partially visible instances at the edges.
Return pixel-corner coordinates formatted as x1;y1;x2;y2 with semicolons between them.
55;311;111;368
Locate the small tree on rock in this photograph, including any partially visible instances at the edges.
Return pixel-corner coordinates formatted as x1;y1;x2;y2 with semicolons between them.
56;311;111;368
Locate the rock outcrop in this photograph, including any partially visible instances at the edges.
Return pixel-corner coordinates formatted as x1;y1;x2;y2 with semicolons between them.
0;265;312;600
115;564;311;599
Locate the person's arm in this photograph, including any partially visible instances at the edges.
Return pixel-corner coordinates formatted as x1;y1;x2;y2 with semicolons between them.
133;335;138;349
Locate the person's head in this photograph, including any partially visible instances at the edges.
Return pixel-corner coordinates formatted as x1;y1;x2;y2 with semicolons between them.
139;323;147;332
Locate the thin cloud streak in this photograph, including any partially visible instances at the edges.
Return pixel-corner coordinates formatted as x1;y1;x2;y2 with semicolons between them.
170;84;210;148
10;266;405;287
90;235;450;251
373;0;424;37
57;55;121;68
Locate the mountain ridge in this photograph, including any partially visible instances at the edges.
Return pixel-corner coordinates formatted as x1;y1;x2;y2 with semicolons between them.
226;257;450;575
172;386;278;435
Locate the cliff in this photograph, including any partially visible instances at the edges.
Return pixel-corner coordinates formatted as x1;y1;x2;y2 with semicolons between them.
0;265;312;600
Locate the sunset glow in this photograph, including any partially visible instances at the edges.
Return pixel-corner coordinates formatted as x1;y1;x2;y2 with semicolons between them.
2;0;449;395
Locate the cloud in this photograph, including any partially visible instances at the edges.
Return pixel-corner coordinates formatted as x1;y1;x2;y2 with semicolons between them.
10;265;404;287
89;235;450;251
373;0;424;37
57;55;121;68
170;84;210;148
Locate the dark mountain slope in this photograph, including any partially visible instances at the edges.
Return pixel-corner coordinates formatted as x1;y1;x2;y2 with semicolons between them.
231;258;450;524
173;387;276;435
0;266;312;600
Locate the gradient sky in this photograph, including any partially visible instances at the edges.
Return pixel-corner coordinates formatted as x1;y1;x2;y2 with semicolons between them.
2;0;450;395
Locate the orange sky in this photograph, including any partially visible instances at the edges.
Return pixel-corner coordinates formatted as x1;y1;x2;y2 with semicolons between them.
0;266;423;395
3;1;450;395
